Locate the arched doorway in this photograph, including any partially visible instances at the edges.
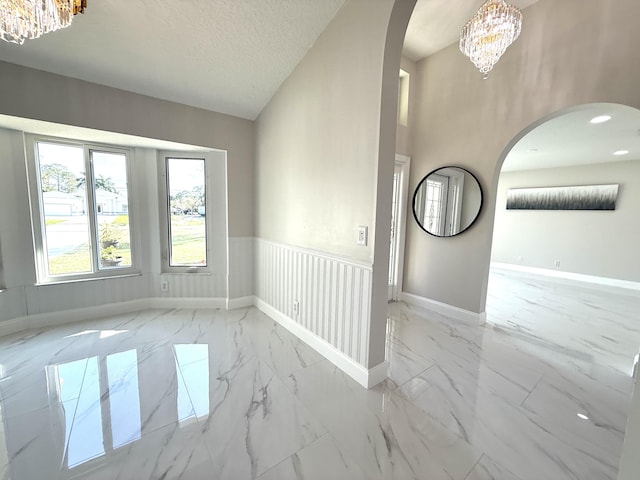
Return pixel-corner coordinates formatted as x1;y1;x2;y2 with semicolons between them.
487;102;640;371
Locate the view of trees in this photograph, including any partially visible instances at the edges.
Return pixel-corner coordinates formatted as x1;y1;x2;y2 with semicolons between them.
41;164;120;195
170;186;205;214
40;163;77;193
75;173;119;193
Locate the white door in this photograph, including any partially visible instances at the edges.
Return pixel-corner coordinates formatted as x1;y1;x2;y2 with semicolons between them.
388;155;410;301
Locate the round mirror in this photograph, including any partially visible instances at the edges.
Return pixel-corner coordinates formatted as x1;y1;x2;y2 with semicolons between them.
412;166;483;237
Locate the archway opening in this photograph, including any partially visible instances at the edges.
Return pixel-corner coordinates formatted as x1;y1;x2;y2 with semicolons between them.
488;102;640;366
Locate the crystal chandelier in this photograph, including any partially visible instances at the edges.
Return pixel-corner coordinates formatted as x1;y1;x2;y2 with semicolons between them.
459;0;522;78
0;0;87;45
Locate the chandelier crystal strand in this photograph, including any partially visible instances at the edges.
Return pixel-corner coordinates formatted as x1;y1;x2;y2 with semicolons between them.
0;0;87;45
459;0;522;78
0;0;34;44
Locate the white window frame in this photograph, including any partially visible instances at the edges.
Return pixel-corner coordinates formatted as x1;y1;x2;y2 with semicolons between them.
158;153;211;273
25;134;140;284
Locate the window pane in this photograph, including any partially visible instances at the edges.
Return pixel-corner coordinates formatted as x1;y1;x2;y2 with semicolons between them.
92;151;132;270
36;142;92;276
167;158;207;267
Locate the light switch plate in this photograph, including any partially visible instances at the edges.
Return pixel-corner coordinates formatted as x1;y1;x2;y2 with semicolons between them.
357;226;368;246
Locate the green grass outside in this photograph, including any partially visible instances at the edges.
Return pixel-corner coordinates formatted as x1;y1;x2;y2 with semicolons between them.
48;243;133;275
47;216;206;274
45;219;66;226
48;244;92;275
111;215;129;226
170;216;206;265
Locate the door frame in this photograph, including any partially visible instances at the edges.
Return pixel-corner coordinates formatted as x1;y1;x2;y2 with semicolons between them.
389;154;410;301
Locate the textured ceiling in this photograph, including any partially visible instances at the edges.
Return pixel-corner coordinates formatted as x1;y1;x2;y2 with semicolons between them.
403;0;540;61
503;104;640;172
0;0;346;120
0;0;548;122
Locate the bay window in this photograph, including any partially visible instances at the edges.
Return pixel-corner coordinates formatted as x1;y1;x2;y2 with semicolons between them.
26;136;136;283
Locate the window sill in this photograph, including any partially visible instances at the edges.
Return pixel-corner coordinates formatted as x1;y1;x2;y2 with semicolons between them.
35;272;142;287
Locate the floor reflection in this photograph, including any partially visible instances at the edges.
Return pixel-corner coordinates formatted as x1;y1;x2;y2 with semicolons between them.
175;344;209;422
5;340;212;474
107;349;141;449
0;294;635;480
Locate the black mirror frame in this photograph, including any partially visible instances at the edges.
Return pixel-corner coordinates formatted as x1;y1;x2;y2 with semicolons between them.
412;166;483;238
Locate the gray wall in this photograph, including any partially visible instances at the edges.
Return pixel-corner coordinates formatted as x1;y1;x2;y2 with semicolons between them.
255;0;415;368
0;62;254;321
403;0;640;313
492;161;640;282
0;61;254;238
255;0;395;263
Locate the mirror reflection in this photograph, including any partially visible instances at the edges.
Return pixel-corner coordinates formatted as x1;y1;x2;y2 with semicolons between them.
412;166;482;237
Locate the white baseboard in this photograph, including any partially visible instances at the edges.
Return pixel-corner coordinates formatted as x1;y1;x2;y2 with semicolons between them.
367;360;390;388
400;292;486;325
0;317;29;339
1;298;153;338
254;297;385;389
227;295;255;310
0;296;241;338
153;297;226;309
491;262;640;291
0;294;389;390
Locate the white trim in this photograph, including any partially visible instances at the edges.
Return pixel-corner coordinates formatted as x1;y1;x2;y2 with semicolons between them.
0;298;152;338
257;238;373;271
255;297;384;389
391;154;410;301
367;360;390;388
491;262;640;291
153;297;226;309
0;317;28;339
227;295;254;310
0;296;234;338
400;291;486;325
0;293;388;389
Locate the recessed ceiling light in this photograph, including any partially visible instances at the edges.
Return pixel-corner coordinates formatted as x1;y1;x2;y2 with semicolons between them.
590;115;612;124
613;150;629;156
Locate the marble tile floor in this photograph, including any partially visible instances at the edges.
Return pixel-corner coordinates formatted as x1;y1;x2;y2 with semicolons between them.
0;269;638;479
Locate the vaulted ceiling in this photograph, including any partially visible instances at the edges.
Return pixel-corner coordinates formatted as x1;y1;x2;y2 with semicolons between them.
1;0;636;171
0;0;347;120
0;0;541;121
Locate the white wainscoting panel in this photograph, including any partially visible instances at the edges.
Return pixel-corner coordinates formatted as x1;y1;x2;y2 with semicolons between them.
229;236;254;299
0;287;27;323
156;272;226;298
255;239;373;368
27;274;153;316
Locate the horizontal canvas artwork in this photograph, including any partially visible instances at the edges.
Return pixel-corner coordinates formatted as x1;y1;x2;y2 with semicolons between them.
506;184;619;210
